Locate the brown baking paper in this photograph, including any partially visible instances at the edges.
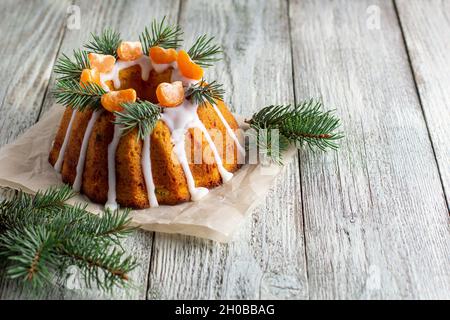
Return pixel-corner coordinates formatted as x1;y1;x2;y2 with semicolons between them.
0;105;296;242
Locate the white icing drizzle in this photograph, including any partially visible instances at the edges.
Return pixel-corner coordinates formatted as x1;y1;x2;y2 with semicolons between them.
73;110;101;191
211;104;246;156
161;99;233;201
161;101;208;201
54;110;77;173
105;124;122;211
196;121;234;182
100;55;153;91
142;134;159;207
150;58;173;74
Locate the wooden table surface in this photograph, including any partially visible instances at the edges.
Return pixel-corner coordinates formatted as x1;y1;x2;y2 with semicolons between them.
0;0;449;300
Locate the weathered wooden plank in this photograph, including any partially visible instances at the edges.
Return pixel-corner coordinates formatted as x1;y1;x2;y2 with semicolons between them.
0;0;69;300
147;0;308;299
39;0;181;116
0;0;180;300
0;0;69;147
290;0;450;299
395;0;450;208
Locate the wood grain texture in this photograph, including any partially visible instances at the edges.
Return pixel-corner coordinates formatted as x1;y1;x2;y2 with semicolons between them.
395;0;450;209
0;0;180;300
0;0;69;299
1;0;449;300
0;0;69;147
290;0;450;299
147;0;308;299
39;0;181;116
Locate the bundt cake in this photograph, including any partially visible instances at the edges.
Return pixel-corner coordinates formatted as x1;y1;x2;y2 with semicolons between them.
49;21;244;209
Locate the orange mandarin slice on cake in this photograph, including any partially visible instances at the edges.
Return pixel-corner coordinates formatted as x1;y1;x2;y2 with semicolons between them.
149;46;178;64
117;41;143;61
177;50;203;80
101;88;137;112
88;53;116;73
156;81;184;107
79;69;100;87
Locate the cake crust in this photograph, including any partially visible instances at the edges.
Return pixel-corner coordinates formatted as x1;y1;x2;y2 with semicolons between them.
50;60;242;208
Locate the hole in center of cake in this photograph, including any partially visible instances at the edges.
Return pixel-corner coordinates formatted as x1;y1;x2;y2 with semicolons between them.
110;65;173;103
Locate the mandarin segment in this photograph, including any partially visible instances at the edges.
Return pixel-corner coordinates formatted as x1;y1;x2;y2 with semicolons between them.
79;69;101;87
117;41;143;61
88;53;116;73
156;81;184;107
101;88;137;112
177;50;203;80
149;46;178;64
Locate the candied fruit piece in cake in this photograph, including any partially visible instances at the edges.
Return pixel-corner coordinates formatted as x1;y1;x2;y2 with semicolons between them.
88;53;116;73
156;81;184;107
149;46;178;64
101;88;137;112
177;50;203;80
117;41;143;61
79;69;100;87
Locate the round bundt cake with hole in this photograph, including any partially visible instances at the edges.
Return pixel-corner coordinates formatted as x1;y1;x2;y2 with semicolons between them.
49;23;244;210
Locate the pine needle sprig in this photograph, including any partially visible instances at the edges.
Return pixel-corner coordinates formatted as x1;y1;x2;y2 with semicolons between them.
113;100;162;140
246;128;290;165
282;101;343;151
0;226;59;287
53;79;106;111
188;34;222;67
48;204;135;246
0;186;138;291
247;105;293;130
246;99;343;163
139;16;183;55
59;234;137;290
0;186;75;232
185;80;225;106
54;50;90;81
84;28;122;58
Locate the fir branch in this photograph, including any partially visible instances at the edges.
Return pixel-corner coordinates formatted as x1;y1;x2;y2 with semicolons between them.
188;34;222;67
48;204;134;246
53;79;106;111
113;100;161;140
0;186;75;232
247;100;343;163
185;80;225;106
59;234;137;290
0;187;137;291
54;50;90;81
0;226;59;288
84;28;122;58
282;100;343;151
246;128;290;165
139;16;183;55
31;186;76;211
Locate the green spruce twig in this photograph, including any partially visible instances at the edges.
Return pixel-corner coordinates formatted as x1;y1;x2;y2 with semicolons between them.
53;79;106;111
139;16;183;55
187;34;222;67
246;128;290;166
0;186;137;291
246;99;343;163
113;100;162;140
185;80;225;106
84;28;122;58
54;50;90;82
